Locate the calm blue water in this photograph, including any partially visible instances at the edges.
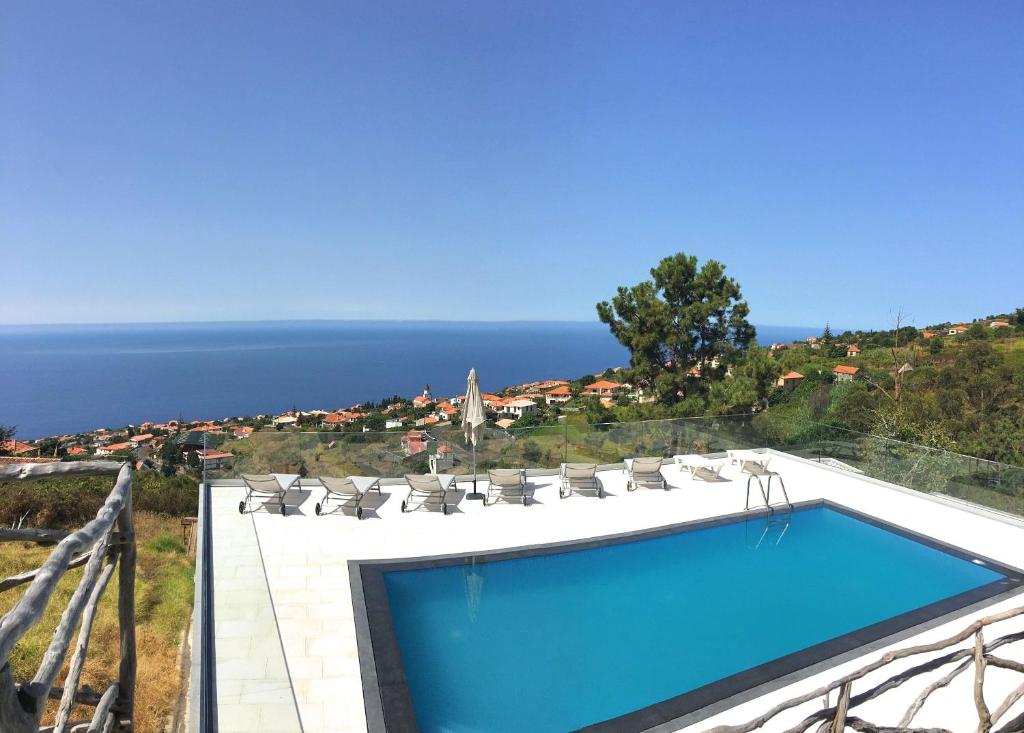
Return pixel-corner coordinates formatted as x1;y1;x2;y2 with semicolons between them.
0;321;819;438
384;507;1003;732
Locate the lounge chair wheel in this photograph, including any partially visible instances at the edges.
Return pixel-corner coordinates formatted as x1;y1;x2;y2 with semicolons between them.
238;501;245;514
357;507;364;520
401;500;408;513
314;502;321;516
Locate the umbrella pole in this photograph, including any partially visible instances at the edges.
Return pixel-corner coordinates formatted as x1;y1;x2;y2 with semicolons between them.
467;441;484;500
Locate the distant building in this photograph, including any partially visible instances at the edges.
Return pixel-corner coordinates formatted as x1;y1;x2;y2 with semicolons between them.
494;418;516;430
233;426;254;439
947;324;969;336
95;441;133;456
385;418;406;430
833;365;860;383
582;380;621;397
0;440;39;457
129;433;154;447
412;385;434;409
429;445;455;473
198;449;234;469
846;345;861;358
503;398;538;418
401;430;429;456
545;385;572;405
921;330;937;340
990;320;1010;329
779;372;805;392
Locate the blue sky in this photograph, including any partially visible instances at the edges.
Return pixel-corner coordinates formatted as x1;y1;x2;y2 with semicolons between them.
2;1;1021;330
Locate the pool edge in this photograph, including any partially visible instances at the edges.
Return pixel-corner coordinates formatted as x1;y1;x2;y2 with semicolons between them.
350;499;1024;733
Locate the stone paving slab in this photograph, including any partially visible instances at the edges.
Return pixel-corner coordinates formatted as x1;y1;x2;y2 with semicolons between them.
211;487;303;733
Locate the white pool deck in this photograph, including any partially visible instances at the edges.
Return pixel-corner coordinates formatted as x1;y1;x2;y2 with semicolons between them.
193;450;1024;732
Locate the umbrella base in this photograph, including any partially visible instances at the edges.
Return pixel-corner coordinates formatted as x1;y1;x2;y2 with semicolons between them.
465;492;485;501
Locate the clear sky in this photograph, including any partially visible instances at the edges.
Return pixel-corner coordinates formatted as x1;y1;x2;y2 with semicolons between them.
2;1;1021;330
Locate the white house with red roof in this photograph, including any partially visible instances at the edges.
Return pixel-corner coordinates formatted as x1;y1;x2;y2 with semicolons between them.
545;385;573;405
582;380;622;397
846;344;861;358
833;364;860;382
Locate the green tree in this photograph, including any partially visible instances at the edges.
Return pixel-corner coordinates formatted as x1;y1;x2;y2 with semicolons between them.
0;424;16;454
596;252;754;404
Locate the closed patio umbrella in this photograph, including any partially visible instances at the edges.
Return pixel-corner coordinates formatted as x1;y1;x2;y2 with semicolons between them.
461;368;486;500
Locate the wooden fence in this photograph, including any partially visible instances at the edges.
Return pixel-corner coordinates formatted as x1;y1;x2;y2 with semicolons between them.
707;605;1024;733
0;461;136;733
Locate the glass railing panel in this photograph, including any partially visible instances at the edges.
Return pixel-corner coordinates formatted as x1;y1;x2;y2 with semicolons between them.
200;416;1024;519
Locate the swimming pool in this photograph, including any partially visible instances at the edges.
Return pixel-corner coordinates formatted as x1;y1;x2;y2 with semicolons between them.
353;502;1023;732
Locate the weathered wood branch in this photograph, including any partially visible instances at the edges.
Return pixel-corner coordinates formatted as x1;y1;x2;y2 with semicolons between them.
0;551;93;594
830;682;850;733
974;630;991;732
899;657;972;726
0;463;130;664
844;718;952;733
990;680;1024;727
0;461;123;482
85;683;118;733
707;606;1024;733
29;529;113;704
784;630;1024;733
17;681;104;707
993;709;1024;733
54;558;117;733
0;663;36;732
115;483;136;722
0;528;70;544
988;655;1024;675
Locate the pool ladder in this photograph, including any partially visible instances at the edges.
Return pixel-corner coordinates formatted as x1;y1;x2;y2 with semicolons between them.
744;468;793;514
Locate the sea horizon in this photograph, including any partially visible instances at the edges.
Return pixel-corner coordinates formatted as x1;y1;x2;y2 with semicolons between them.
0;320;826;439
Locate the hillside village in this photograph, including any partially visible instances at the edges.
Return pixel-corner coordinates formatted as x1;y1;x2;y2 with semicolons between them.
3;309;1022;473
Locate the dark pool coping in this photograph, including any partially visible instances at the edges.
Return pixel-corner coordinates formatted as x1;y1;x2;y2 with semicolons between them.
349;499;1024;733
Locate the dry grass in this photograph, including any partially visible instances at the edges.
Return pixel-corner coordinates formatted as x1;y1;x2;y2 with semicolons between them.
0;511;195;733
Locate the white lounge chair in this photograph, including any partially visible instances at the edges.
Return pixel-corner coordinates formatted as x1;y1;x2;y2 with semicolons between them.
727;449;771;468
486;468;528;506
402;473;457;515
624;457;667;491
673;454;726;482
239;473;295;515
314;476;381;519
559;463;603;499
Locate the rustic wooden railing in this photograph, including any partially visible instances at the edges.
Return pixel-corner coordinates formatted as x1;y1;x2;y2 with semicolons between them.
707;605;1024;733
0;461;136;733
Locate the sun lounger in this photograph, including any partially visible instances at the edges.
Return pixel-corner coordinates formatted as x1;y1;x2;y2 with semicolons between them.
727;449;771;468
624;457;667;491
486;468;528;506
239;473;295;515
559;463;603;499
742;461;791;511
402;473;457;515
314;476;381;519
673;454;726;481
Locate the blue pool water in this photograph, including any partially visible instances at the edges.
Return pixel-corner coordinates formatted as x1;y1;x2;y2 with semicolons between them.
382;507;1005;732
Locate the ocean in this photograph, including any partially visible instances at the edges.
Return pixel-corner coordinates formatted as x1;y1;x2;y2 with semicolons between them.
0;321;820;439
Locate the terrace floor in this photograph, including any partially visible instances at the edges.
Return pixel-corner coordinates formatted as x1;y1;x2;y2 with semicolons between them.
195;452;1024;733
